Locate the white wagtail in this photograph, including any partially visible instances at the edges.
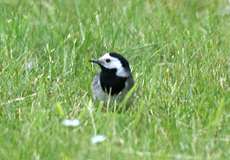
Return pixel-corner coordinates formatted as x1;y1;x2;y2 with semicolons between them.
90;52;134;101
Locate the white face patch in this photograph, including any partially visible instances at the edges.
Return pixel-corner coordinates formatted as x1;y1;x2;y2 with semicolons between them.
99;53;129;77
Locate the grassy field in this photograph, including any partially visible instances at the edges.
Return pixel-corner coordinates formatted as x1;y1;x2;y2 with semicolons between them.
0;0;230;159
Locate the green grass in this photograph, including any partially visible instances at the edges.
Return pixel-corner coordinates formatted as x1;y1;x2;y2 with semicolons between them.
0;0;230;159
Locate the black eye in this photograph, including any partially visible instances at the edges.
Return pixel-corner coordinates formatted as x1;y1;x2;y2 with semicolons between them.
105;59;111;63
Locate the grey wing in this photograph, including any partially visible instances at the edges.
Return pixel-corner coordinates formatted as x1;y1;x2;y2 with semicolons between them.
92;74;100;90
125;74;134;91
91;74;107;101
92;74;100;99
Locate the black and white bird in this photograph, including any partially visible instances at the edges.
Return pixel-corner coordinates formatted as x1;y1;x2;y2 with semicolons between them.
90;52;134;101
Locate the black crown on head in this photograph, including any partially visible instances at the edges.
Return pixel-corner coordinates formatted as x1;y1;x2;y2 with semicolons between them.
109;52;131;71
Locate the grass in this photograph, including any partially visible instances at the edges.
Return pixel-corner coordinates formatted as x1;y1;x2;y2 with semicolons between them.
0;0;230;159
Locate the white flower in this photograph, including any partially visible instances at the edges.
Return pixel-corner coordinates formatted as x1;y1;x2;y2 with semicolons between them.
25;61;34;71
91;135;106;144
24;58;37;71
62;119;80;127
219;3;230;16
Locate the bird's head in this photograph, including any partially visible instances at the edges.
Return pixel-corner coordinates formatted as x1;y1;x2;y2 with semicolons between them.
90;52;131;77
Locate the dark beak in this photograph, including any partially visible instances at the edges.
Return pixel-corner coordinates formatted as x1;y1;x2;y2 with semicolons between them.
90;60;103;67
89;59;102;66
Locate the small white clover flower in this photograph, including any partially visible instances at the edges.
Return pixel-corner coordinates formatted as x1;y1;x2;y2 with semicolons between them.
62;119;80;127
25;60;34;71
24;57;38;72
91;134;106;144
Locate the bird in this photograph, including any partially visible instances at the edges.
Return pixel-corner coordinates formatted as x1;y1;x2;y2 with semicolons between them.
90;52;134;102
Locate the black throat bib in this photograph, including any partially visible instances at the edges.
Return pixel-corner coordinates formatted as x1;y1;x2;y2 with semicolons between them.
100;68;127;95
